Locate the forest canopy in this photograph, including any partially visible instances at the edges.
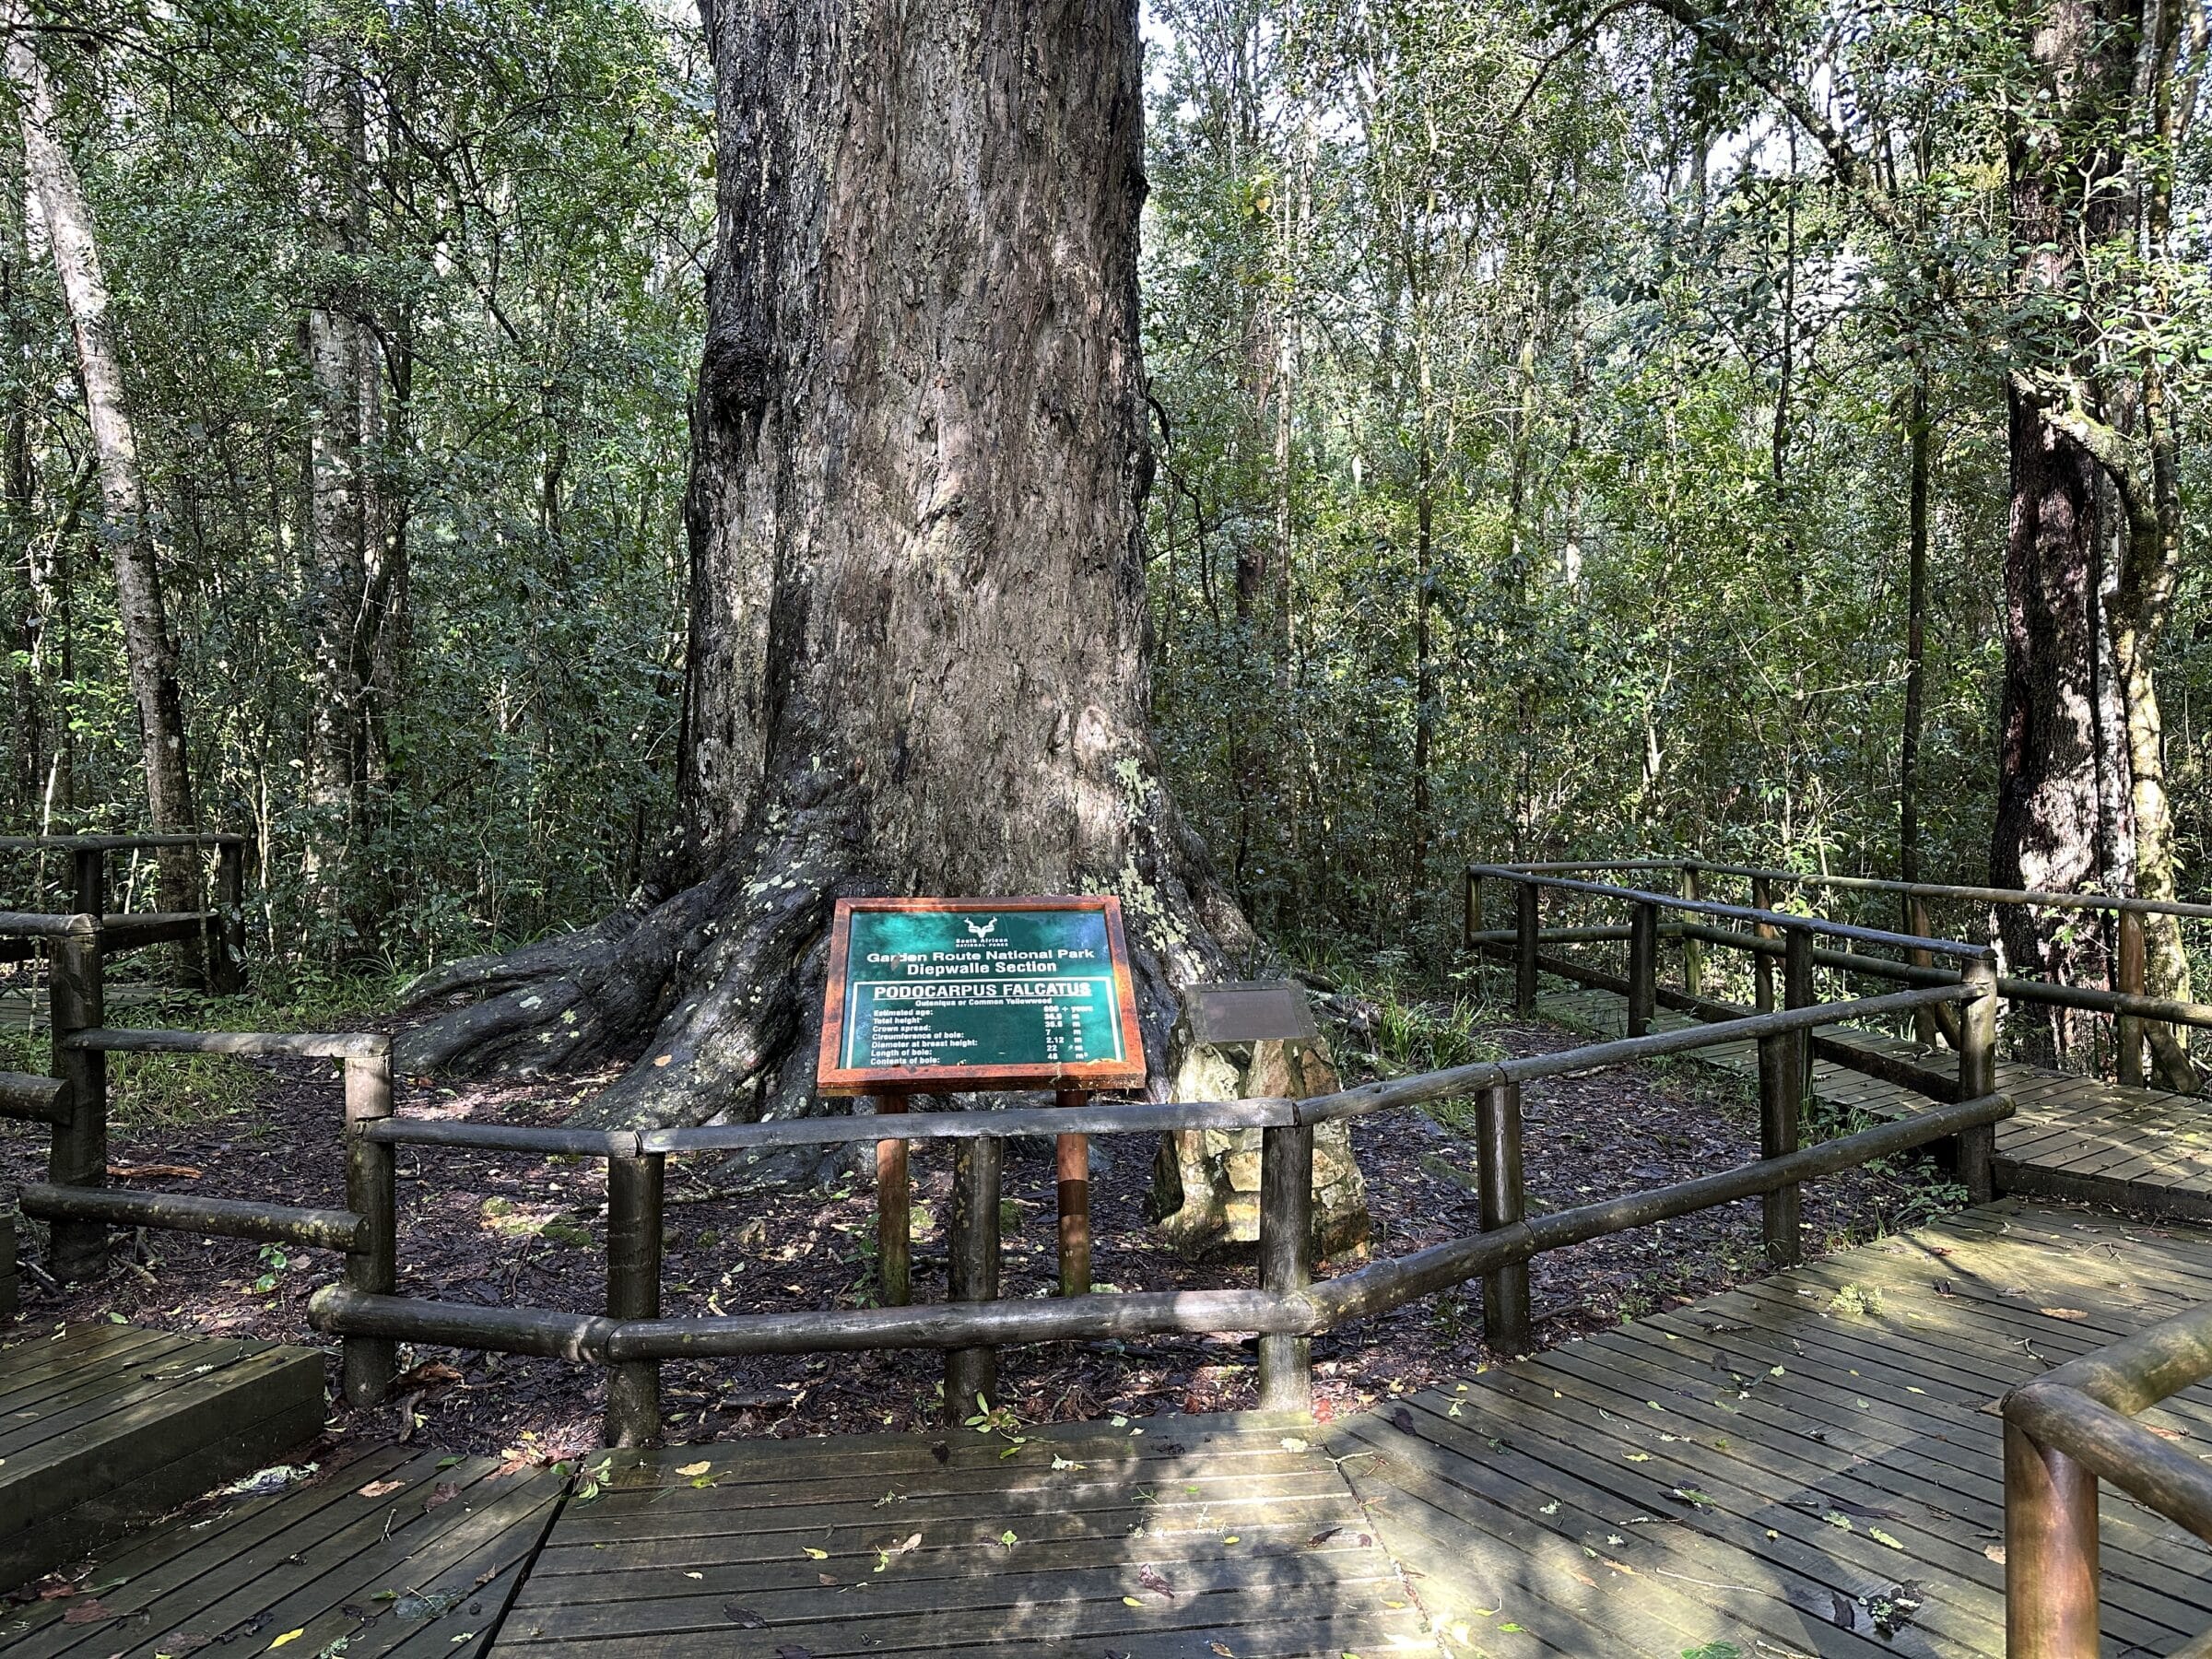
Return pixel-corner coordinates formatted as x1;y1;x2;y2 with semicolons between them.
4;0;2208;986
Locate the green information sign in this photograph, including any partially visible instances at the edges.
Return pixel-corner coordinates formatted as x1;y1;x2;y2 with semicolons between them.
816;897;1147;1094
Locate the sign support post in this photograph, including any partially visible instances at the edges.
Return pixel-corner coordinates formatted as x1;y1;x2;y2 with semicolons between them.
816;896;1148;1418
873;1091;911;1307
1055;1089;1091;1297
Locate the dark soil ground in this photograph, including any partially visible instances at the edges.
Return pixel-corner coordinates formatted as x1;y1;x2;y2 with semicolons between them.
0;1002;1963;1466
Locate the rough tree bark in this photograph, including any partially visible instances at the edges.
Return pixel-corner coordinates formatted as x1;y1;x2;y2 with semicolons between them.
401;0;1324;1212
7;17;198;900
300;32;401;938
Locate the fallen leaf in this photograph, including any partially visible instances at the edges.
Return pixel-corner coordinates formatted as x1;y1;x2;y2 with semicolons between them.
267;1632;305;1651
1869;1527;1906;1549
358;1480;406;1499
723;1604;768;1628
60;1599;111;1625
2038;1309;2088;1321
803;1547;829;1560
676;1461;712;1477
1122;1596;1144;1607
1279;1436;1310;1453
425;1482;460;1510
1137;1564;1176;1600
1985;1544;2006;1564
1211;1644;1235;1656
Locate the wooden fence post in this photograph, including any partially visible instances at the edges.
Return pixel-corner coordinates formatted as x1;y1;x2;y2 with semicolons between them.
1679;862;1704;999
1627;900;1658;1038
874;1092;911;1307
1752;877;1777;1012
1906;894;1940;1049
1783;925;1815;1098
2116;906;2146;1088
606;1149;665;1447
1957;952;1998;1202
1476;1081;1532;1354
46;916;105;1282
342;1048;398;1406
1514;880;1539;1017
1757;1029;1802;1267
210;840;247;994
1464;870;1482;952
945;1135;1002;1420
1056;1089;1091;1298
2004;1418;2100;1659
1256;1122;1313;1413
70;846;104;923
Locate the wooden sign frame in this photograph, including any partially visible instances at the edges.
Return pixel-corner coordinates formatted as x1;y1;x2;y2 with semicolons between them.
816;896;1148;1095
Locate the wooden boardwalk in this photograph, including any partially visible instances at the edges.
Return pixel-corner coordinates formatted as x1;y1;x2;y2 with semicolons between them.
1541;982;2212;1221
0;1446;568;1658
15;1203;2212;1655
1334;1198;2212;1657
0;1322;325;1588
500;1414;1438;1657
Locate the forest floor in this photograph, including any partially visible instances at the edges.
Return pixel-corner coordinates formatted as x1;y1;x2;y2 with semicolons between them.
0;994;1966;1470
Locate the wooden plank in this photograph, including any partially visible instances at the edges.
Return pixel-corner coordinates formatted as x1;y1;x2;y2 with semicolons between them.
18;1457;565;1659
0;1335;268;1458
509;1426;1429;1658
0;1334;326;1589
0;1448;418;1654
1332;1411;1907;1659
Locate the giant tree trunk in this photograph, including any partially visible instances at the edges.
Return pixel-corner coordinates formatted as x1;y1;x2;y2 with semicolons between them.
8;18;198;900
1985;0;2137;1064
401;0;1284;1172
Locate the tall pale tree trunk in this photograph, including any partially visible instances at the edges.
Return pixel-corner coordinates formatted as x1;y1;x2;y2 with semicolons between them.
400;0;1275;1159
7;18;197;906
298;31;394;942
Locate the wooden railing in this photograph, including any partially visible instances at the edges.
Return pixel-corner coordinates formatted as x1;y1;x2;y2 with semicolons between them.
0;833;251;991
2;908;2004;1447
1473;856;2212;1088
2002;1308;2212;1655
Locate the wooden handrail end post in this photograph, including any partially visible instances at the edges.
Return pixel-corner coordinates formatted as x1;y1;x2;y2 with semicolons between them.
1476;1081;1532;1355
342;1051;399;1406
1257;1119;1315;1413
2004;1418;2100;1658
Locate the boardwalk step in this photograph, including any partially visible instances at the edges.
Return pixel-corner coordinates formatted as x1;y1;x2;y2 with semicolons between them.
0;1322;327;1592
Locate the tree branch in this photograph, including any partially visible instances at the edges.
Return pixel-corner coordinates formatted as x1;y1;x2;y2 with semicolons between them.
1630;0;1910;238
2012;370;2157;543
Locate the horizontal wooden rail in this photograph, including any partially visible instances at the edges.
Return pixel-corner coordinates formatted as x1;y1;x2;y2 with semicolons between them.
1298;982;1980;1124
642;1097;1300;1154
350;990;1977;1166
18;1182;365;1251
362;1119;649;1157
0;1072;69;1124
309;1090;2004;1363
0;832;251;851
65;1027;391;1059
306;1290;619;1362
0;911;93;936
1466;865;1991;960
1312;1089;2008;1323
100;911;217;948
1488;856;2212;924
